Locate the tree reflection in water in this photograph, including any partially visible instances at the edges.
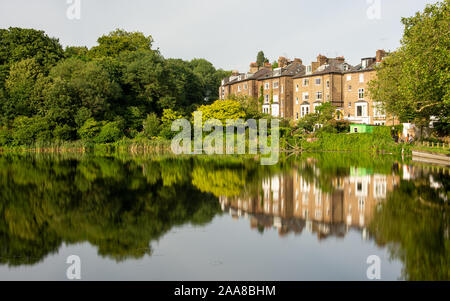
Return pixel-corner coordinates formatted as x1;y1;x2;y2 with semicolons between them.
0;153;447;280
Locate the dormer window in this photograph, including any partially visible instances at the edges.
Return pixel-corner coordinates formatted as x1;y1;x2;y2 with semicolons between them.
306;65;312;74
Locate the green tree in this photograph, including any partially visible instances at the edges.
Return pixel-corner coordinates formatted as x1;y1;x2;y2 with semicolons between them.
142;113;161;138
89;29;153;58
195;100;246;125
256;51;267;68
0;27;64;72
3;58;45;119
369;0;450;125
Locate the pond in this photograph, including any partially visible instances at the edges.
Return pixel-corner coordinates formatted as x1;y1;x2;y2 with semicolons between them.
0;153;448;281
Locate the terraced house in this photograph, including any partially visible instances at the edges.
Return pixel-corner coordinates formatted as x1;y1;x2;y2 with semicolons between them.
342;50;395;126
219;63;272;100
258;57;304;119
292;55;352;121
219;49;396;126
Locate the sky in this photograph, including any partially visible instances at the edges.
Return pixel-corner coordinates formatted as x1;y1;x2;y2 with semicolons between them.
0;0;440;72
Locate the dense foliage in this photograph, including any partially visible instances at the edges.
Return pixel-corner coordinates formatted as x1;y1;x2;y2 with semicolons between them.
0;28;231;146
369;0;450;130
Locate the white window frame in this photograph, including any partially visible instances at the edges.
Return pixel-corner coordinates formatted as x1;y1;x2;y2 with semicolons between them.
296;84;299;92
347;75;352;81
273;81;279;89
358;88;365;100
265;83;269;90
356;103;368;117
316;91;323;100
359;74;364;83
301;105;310;117
302;92;309;101
315;78;321;85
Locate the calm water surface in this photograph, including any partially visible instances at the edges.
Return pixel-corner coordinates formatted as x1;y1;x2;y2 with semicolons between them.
0;153;448;280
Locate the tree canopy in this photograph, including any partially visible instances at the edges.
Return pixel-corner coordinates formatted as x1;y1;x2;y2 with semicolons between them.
0;28;230;146
369;0;450;126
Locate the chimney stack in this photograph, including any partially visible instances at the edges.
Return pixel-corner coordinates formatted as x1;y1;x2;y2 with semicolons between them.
317;54;328;66
293;58;303;65
249;62;258;73
376;50;386;62
231;70;240;76
336;56;345;63
278;57;289;68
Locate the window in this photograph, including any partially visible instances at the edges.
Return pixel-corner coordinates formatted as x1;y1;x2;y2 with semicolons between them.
307;65;312;73
273;81;279;89
326;80;330;88
327;94;330;101
358;88;365;100
316;92;323;100
296;112;299;120
356;103;367;117
357;106;363;117
296;97;299;105
265;83;269;90
348;85;352;91
281;85;284;93
303;92;309;100
238;85;241;92
348;102;352;108
265;95;269;103
347;75;352;81
303;79;309;86
315;78;321;85
273;95;279;103
244;84;248;90
359;74;364;83
296;84;299;92
301;105;310;117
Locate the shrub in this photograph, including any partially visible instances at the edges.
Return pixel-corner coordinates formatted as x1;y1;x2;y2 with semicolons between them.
53;124;76;141
143;113;160;138
78;118;103;140
11;116;52;146
95;121;123;143
0;127;12;146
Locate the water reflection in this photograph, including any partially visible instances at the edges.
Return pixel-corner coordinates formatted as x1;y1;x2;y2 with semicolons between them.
220;166;400;240
0;153;447;280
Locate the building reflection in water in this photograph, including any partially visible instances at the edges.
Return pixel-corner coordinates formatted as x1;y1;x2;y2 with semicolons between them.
220;164;400;241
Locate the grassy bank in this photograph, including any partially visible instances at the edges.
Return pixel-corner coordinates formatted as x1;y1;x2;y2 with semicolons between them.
295;127;402;154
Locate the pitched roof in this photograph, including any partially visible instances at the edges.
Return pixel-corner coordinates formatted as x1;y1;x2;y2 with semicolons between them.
257;62;304;81
345;58;378;74
293;58;352;79
223;68;272;86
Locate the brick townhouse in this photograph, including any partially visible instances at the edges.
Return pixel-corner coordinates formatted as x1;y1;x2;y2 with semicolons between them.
219;49;396;126
219;63;272;100
342;50;396;126
257;57;304;119
292;55;352;121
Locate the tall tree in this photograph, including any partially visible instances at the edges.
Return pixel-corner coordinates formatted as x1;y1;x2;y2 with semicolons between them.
369;0;450;125
89;29;154;58
256;51;267;68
